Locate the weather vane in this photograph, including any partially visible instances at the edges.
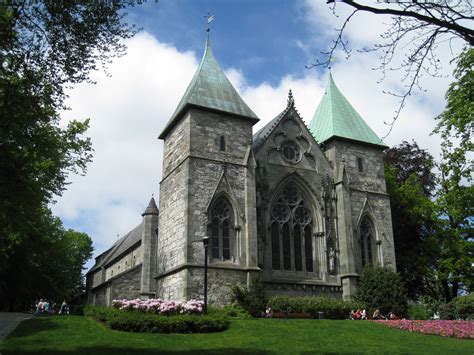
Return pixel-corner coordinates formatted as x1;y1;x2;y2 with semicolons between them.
205;12;215;32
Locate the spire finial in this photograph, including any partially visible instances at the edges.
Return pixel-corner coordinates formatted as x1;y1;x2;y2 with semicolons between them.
287;89;294;107
205;12;215;33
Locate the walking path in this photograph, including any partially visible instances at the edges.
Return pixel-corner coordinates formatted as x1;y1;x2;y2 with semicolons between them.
0;312;33;340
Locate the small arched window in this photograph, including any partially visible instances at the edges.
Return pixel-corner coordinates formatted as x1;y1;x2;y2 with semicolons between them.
219;136;226;151
359;216;375;267
209;198;233;260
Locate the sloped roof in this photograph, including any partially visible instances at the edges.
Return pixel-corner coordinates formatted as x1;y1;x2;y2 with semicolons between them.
87;223;142;274
308;74;387;149
253;91;295;150
159;36;259;139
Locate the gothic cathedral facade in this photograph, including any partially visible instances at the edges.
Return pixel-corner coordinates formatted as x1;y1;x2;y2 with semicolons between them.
86;37;396;305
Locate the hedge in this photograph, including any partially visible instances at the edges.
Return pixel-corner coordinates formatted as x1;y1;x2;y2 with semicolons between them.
85;305;230;333
268;296;357;319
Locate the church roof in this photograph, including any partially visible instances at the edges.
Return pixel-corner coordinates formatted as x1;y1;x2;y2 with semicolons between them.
87;223;143;275
308;74;387;149
159;36;259;139
253;91;295;150
142;196;159;216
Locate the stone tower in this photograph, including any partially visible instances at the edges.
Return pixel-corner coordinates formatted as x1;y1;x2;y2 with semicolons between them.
140;197;159;298
309;74;396;299
157;36;260;304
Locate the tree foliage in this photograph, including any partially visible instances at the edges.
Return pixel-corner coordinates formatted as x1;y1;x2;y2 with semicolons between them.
318;1;472;132
355;266;408;316
432;47;473;302
384;153;438;300
0;1;136;310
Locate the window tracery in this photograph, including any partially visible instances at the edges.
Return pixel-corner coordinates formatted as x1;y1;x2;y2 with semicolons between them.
210;198;232;260
359;216;375;267
270;185;314;272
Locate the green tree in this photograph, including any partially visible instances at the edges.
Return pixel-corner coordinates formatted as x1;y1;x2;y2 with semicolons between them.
0;1;136;310
432;48;473;302
355;266;408;316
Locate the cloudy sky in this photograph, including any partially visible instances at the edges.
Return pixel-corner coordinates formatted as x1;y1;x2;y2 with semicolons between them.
51;0;465;268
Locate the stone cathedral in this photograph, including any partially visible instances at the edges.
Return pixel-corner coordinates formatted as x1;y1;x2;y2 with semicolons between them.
86;36;396;306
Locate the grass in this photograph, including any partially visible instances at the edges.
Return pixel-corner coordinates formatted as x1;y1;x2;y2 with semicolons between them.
0;315;473;354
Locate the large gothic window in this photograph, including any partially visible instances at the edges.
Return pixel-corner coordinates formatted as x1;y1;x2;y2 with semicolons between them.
359;217;375;267
210;198;232;260
270;185;314;272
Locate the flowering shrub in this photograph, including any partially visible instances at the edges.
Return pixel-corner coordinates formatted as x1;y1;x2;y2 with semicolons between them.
373;319;474;339
112;298;204;316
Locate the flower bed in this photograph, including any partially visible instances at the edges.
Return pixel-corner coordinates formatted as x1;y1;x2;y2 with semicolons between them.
112;298;203;315
373;320;474;339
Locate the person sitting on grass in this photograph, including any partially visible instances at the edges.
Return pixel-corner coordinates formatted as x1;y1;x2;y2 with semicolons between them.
372;309;385;320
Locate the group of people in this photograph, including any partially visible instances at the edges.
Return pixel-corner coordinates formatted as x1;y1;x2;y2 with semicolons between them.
350;308;367;320
34;299;69;315
350;308;398;320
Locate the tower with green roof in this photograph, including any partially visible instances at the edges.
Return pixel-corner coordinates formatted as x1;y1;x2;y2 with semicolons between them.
157;35;260;303
309;74;396;299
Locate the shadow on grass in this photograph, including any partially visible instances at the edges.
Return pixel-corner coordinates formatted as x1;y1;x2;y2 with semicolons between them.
0;348;275;354
6;316;61;339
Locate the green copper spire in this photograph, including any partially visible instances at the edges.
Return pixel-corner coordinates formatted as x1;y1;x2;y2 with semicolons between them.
159;35;258;139
309;74;387;148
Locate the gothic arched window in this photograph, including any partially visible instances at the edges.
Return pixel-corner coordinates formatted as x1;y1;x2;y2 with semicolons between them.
270;185;314;272
210;198;232;260
359;216;375;267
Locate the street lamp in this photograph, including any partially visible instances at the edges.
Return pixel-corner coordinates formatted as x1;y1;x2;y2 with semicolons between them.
202;236;209;313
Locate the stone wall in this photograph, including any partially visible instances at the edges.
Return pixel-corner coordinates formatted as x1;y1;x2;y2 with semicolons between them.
156;269;187;301
110;265;142;301
264;282;342;299
105;244;143;281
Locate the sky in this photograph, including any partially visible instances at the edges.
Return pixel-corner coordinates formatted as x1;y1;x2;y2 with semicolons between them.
51;0;465;269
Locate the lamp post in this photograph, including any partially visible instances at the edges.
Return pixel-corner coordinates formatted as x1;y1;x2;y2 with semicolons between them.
202;236;209;313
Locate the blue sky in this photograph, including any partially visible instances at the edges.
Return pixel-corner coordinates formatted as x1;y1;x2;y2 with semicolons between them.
53;0;462;269
128;0;320;86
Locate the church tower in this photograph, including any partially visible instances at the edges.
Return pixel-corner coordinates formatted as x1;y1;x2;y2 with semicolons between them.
309;74;396;299
157;36;260;304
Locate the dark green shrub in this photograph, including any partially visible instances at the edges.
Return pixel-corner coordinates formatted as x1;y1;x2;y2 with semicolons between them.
453;294;474;320
268;295;298;314
408;304;431;320
85;305;229;333
221;303;251;318
231;276;266;317
355;266;408;316
268;296;355;319
438;294;474;320
438;301;456;320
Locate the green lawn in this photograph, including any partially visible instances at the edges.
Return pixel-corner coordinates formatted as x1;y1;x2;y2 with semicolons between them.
1;316;473;354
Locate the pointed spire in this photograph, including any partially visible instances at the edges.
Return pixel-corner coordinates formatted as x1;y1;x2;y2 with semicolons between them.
287;89;294;107
159;35;259;140
308;74;387;149
142;196;159;216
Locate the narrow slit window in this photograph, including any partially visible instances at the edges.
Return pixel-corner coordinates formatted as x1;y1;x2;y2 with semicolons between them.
357;157;364;172
220;136;226;151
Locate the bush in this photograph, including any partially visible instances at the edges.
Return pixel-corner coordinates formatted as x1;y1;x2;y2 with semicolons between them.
85;305;229;333
268;296;356;319
408;304;431;320
453;294;474;320
231;276;266;317
221;303;251;318
438;294;474;320
438;302;456;320
355;266;408;316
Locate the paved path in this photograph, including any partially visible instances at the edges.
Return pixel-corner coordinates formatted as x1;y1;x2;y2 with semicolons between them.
0;312;33;341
